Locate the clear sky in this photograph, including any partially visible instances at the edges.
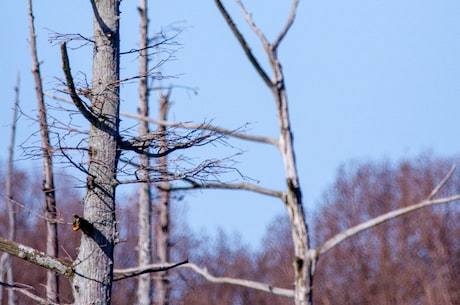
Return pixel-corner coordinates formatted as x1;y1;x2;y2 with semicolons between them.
1;0;460;248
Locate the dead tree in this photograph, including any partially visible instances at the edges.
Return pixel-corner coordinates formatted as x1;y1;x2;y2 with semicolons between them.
0;1;223;304
27;0;60;301
154;91;172;305
67;0;121;303
136;0;153;303
148;1;460;305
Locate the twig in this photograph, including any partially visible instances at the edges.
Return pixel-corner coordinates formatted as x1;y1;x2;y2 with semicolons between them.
1;282;68;305
427;164;456;200
272;0;300;51
113;260;189;281
183;262;294;298
44;92;279;146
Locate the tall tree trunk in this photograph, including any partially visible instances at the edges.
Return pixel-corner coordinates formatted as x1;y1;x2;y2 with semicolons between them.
72;1;120;304
27;1;59;301
213;1;312;303
154;92;172;305
272;81;312;305
136;0;153;303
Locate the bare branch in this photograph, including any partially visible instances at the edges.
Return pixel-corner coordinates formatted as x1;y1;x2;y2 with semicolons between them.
44;93;279;146
113;260;188;281
272;0;300;51
0;237;73;278
427;163;456;200
183;262;294;298
0;282;70;305
236;0;270;50
60;42;98;125
119;128;214;158
317;192;460;256
120;111;278;146
169;180;284;199
214;0;273;88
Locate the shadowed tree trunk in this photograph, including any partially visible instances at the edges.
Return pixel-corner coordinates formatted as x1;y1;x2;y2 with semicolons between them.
71;0;120;304
154;91;172;305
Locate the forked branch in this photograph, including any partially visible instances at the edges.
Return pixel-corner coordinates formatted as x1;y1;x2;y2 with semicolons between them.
214;0;272;87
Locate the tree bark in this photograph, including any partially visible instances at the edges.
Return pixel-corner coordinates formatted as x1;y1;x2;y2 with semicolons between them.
27;0;59;301
71;1;120;304
136;0;153;303
154;92;172;305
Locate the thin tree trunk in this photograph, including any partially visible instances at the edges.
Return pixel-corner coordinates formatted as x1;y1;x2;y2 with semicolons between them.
27;1;59;302
0;73;20;305
136;0;153;303
154;91;172;305
272;81;312;305
72;1;120;304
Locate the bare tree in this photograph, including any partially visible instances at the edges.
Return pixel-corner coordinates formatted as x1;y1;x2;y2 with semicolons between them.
0;1;221;304
27;0;59;301
154;90;172;305
157;1;460;305
136;0;153;303
67;0;121;303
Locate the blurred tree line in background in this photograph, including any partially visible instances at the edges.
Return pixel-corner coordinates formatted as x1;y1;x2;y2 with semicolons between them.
1;154;458;305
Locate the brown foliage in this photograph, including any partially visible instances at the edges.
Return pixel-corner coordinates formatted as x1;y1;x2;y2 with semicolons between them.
1;154;459;304
313;155;460;305
0;167;81;304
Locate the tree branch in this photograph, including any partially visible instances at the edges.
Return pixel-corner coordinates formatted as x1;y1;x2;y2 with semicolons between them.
168;180;284;199
44;92;279;146
183;262;294;298
120;111;279;146
317;166;460;256
0;236;73;278
113;260;188;281
272;0;300;51
60;42;99;126
214;0;273;88
0;282;71;305
427;164;456;200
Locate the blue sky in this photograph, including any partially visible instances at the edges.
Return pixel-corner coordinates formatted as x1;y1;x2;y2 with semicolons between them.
1;1;460;247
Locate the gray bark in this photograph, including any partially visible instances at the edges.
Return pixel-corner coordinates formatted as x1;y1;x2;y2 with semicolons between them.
154;92;172;305
136;0;153;303
71;1;120;304
27;0;59;301
215;1;312;304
